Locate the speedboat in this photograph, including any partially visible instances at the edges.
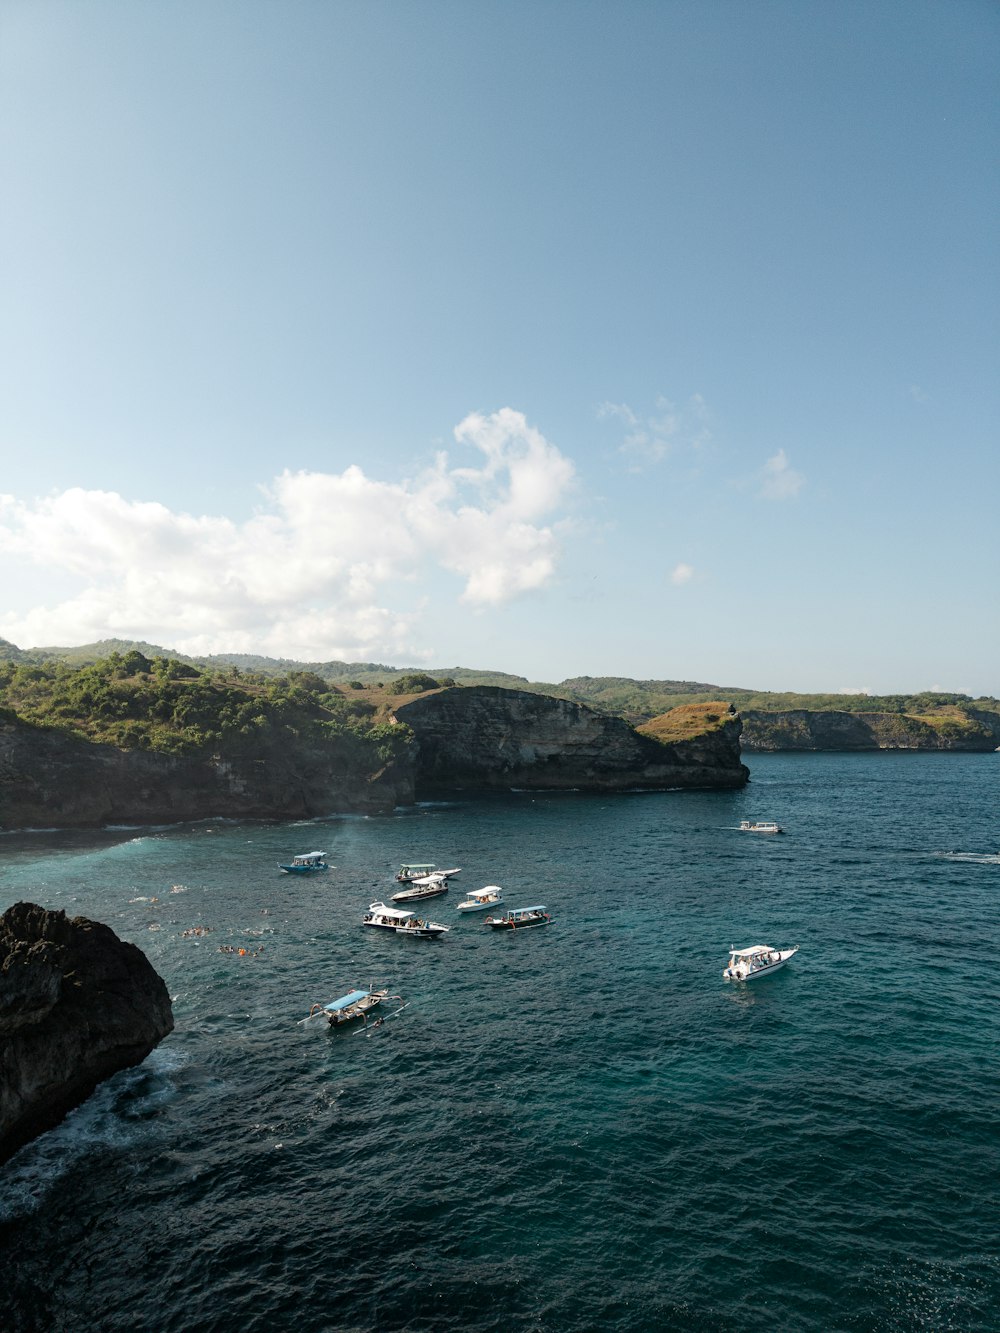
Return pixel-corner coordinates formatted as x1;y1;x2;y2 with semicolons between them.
391;874;450;903
278;851;330;873
299;985;394;1027
363;902;450;938
723;944;798;981
456;885;503;912
739;820;783;834
394;863;462;883
485;904;552;930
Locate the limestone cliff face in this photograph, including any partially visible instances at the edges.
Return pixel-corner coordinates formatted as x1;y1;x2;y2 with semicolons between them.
0;718;413;830
0;902;174;1165
394;686;749;791
741;708;1000;752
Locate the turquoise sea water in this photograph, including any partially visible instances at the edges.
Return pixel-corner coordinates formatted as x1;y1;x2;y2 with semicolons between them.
1;752;998;1332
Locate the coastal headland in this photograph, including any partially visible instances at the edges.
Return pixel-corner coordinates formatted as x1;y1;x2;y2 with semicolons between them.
0;649;748;830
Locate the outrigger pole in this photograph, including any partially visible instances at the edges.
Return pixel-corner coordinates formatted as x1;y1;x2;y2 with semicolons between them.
354;1002;410;1035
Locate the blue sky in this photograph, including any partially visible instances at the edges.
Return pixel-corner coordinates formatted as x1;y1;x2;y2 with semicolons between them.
1;0;997;694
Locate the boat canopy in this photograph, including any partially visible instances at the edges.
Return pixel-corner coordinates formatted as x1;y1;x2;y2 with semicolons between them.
295;851;327;860
510;905;547;915
469;886;501;899
398;863;435;874
325;989;369;1011
729;945;772;957
369;903;415;920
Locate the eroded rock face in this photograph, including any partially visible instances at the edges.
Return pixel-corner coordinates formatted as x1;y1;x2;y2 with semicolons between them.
0;718;414;830
395;686;749;791
741;709;1000;751
0;902;174;1165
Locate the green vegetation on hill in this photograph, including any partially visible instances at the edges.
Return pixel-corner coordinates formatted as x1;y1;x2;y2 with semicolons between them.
0;652;410;768
3;639;996;734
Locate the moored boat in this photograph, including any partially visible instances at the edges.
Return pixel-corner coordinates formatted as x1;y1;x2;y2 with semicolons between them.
391;874;450;903
363;902;450;938
739;820;783;834
456;885;503;912
278;851;330;873
394;863;461;883
298;985;395;1027
485;904;552;930
723;944;798;981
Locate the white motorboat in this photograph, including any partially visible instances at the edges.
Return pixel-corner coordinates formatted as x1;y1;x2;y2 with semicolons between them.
485;904;552;930
739;820;783;834
363;902;450;938
394;863;462;883
456;885;503;912
723;944;798;981
391;874;450;903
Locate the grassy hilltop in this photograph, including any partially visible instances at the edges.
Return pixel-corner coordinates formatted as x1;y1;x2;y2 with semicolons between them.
2;637;997;750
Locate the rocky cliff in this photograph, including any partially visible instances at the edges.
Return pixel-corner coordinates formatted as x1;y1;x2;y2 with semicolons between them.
0;716;413;830
0;902;174;1165
394;686;749;792
741;708;1000;752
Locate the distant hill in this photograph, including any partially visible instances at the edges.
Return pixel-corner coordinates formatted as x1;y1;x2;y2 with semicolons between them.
4;638;997;730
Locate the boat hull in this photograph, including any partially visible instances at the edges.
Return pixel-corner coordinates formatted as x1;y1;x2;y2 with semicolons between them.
723;947;798;981
391;884;449;903
363;920;449;938
486;915;552;930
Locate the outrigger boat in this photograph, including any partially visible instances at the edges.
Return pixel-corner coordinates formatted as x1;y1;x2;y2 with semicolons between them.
456;885;503;912
363;902;450;938
394;863;462;883
485;904;552;930
739;821;783;834
391;874;450;904
278;851;330;874
298;985;395;1027
723;944;798;981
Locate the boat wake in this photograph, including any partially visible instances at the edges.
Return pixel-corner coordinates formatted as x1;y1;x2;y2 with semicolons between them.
934;851;1000;865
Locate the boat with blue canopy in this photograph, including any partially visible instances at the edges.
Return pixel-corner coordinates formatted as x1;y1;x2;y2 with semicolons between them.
298;985;394;1027
279;851;330;874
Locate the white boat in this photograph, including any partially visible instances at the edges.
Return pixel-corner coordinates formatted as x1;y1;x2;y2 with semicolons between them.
391;874;450;903
485;904;552;930
298;985;394;1027
723;944;798;981
363;902;450;938
278;850;330;873
456;885;503;912
394;863;462;883
395;862;436;883
739;820;783;834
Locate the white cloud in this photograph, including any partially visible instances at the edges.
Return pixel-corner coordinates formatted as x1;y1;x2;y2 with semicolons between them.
836;687;871;696
0;409;576;658
670;562;694;586
759;449;805;500
599;394;711;466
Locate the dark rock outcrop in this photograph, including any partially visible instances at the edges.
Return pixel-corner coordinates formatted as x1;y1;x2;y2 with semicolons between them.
0;902;174;1164
394;686;749;792
0;717;414;830
741;708;1000;752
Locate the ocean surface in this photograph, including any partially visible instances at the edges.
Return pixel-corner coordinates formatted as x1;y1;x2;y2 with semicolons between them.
1;752;998;1332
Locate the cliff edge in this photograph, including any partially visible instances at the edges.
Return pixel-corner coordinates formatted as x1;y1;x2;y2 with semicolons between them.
741;708;1000;751
0;716;413;830
0;902;174;1165
394;687;748;792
